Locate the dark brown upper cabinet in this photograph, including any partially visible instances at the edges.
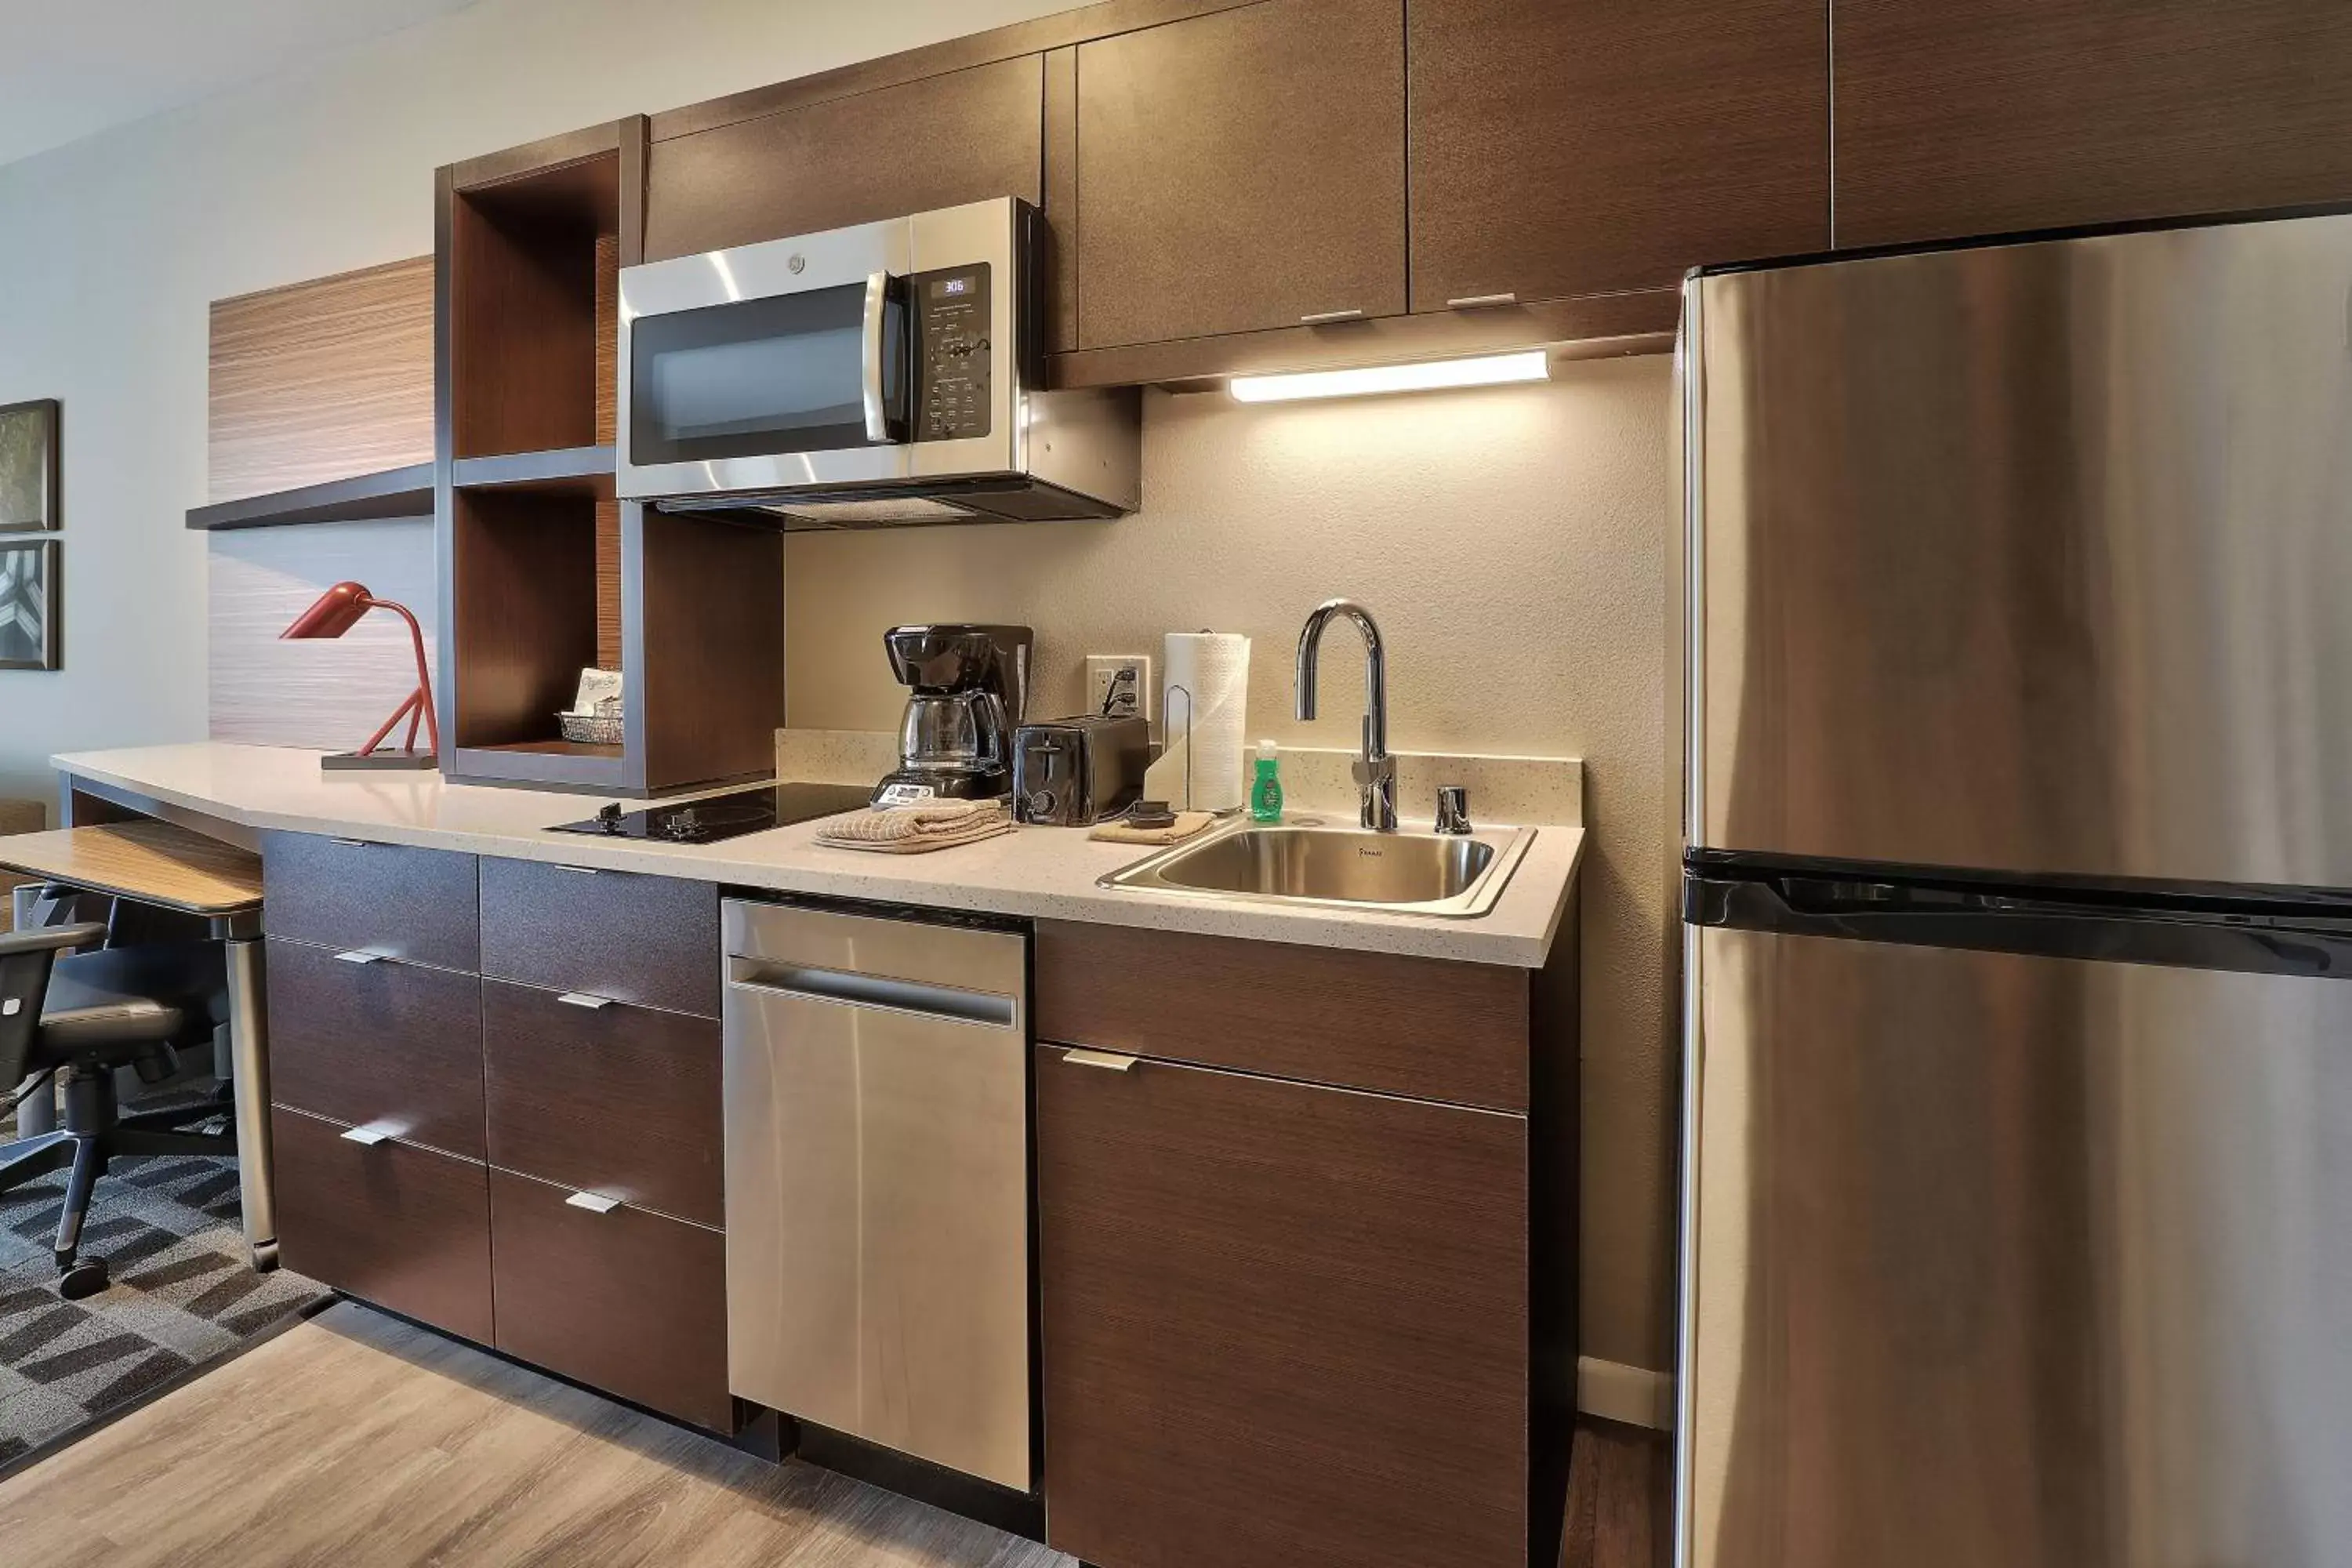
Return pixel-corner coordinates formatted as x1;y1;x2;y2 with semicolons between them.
1835;0;2352;249
1409;0;1828;310
642;54;1045;263
1071;0;1407;350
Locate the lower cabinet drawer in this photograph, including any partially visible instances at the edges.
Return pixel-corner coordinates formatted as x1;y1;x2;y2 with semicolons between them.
488;1167;731;1432
267;938;485;1160
482;979;722;1227
272;1105;493;1345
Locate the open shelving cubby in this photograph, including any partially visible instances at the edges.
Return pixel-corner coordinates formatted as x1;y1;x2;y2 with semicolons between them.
434;119;786;797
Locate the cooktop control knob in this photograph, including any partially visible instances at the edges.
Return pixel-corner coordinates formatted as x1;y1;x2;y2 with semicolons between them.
596;802;624;833
662;808;701;842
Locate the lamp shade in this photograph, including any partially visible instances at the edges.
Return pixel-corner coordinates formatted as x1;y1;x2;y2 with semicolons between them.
281;580;374;641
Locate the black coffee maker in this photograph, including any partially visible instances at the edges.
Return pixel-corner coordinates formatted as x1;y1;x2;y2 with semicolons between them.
873;624;1034;805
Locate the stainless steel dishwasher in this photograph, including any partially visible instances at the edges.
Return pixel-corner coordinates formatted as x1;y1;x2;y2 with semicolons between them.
720;898;1031;1492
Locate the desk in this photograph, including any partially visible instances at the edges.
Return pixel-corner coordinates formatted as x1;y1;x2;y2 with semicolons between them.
0;821;277;1272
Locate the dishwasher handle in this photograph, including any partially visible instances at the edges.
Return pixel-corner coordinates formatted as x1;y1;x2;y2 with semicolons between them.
726;956;1016;1029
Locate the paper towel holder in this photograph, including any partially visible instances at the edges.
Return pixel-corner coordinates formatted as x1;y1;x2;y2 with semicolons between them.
1167;683;1196;813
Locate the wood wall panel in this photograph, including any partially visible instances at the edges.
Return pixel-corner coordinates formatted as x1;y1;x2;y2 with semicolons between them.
208;257;434;503
207;518;438;750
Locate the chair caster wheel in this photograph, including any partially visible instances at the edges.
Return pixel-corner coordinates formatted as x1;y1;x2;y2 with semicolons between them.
57;1260;108;1300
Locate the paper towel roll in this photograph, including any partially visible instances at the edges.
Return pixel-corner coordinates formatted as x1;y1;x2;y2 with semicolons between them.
1144;632;1251;813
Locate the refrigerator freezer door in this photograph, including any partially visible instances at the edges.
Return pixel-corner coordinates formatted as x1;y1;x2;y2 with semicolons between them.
1682;922;2352;1568
1687;212;2352;886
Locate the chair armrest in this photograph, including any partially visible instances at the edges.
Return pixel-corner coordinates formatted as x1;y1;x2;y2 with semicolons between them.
0;921;109;958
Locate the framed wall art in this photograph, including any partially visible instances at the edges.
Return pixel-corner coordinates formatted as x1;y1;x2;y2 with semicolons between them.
0;398;60;534
0;539;59;670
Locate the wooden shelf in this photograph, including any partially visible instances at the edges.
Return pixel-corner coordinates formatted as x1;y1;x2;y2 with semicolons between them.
186;463;434;531
451;445;615;499
471;739;625;759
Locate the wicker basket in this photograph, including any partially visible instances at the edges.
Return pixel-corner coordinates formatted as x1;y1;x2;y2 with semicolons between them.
557;709;624;746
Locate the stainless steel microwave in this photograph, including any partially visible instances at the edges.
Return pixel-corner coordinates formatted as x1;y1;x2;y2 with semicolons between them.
616;197;1138;528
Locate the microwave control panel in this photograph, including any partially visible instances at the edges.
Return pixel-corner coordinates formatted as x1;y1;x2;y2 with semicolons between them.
913;264;993;442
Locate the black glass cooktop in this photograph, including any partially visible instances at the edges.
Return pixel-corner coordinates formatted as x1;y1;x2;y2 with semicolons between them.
549;782;873;845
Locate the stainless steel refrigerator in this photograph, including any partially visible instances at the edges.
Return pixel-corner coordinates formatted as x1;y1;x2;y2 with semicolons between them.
1677;211;2352;1568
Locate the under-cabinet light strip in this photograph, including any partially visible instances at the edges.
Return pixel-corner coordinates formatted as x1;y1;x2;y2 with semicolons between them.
1229;350;1552;404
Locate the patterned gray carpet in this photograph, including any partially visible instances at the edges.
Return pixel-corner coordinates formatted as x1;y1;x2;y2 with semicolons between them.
0;1129;328;1466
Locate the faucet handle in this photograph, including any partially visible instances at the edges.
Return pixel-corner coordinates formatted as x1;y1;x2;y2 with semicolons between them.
1435;786;1472;834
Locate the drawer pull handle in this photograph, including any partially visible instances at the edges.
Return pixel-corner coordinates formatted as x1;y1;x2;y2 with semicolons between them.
1299;308;1366;325
334;949;387;966
557;992;615;1011
328;837;374;848
1062;1048;1139;1073
566;1191;622;1214
339;1126;391;1146
1445;292;1519;309
550;864;601;876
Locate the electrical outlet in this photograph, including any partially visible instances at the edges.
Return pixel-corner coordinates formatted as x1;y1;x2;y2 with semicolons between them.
1087;655;1151;721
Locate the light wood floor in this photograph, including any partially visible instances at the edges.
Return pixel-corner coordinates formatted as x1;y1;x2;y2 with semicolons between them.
0;1301;1069;1568
0;1298;1671;1568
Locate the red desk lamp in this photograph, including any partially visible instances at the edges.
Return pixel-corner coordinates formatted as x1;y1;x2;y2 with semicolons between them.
281;581;440;771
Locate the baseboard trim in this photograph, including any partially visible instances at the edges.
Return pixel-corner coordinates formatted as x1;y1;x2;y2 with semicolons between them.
1577;1356;1675;1430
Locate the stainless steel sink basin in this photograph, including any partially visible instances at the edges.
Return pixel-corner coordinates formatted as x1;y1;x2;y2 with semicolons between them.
1099;820;1537;918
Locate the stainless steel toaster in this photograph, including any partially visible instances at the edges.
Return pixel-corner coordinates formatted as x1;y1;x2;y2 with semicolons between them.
1011;715;1150;826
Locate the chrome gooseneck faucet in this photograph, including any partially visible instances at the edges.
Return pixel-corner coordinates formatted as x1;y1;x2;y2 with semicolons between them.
1295;597;1397;831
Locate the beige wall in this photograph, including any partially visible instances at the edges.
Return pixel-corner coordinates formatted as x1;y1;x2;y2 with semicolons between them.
789;361;1682;1371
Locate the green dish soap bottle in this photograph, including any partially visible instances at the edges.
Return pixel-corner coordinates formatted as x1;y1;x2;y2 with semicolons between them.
1250;739;1285;823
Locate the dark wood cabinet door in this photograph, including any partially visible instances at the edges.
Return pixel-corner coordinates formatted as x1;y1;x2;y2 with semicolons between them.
1036;1047;1529;1568
482;979;723;1227
1409;0;1827;309
477;858;720;1018
1835;0;2352;249
267;938;486;1160
643;55;1044;263
1073;0;1406;348
272;1105;494;1345
488;1168;731;1431
260;831;479;971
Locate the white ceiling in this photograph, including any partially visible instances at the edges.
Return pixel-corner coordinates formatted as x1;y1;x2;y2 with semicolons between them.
0;0;481;169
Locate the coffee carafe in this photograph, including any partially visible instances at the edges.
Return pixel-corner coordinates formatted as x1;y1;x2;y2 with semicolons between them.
873;624;1033;806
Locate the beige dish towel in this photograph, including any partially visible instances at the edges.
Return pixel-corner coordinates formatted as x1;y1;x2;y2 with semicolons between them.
1088;811;1218;847
816;800;1014;855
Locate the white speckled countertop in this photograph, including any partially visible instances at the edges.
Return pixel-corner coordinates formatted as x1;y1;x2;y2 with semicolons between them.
51;743;1582;967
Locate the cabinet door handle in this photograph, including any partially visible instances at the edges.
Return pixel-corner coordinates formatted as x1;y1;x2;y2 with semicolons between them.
550;864;601;876
339;1125;391;1146
1445;292;1519;309
1062;1048;1139;1073
1299;308;1367;325
334;949;387;965
328;837;373;848
565;1191;621;1214
557;993;615;1011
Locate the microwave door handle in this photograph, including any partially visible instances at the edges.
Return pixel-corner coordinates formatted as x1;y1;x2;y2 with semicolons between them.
861;271;890;444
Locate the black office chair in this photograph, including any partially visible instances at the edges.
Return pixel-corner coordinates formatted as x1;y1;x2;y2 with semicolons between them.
0;921;237;1298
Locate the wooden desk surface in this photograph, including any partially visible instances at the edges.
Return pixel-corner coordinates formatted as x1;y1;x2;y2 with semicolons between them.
0;821;263;916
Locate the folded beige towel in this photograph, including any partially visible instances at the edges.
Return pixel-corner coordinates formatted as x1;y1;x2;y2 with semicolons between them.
816;800;1014;855
1088;811;1218;846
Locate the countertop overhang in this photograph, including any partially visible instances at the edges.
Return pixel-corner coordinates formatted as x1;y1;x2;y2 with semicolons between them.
52;743;1582;967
